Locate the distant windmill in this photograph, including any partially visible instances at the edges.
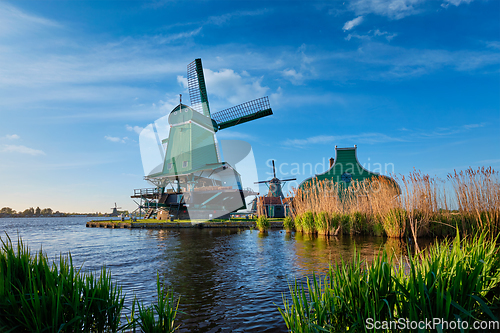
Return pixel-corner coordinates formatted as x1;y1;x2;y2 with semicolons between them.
110;203;121;217
133;58;273;220
255;160;296;198
253;160;296;218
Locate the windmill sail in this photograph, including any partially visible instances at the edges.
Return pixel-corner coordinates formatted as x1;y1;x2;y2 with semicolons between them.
211;96;273;130
187;59;211;117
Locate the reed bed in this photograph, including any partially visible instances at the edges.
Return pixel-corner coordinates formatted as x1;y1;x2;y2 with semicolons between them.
256;215;270;232
291;167;500;239
128;274;180;333
283;216;294;232
278;232;500;332
0;234;179;333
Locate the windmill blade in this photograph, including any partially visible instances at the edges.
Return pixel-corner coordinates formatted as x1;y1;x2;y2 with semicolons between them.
281;178;297;182
254;180;270;184
187;59;211;117
272;160;276;178
211;97;273;130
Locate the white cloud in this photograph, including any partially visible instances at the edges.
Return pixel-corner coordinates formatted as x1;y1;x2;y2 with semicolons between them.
343;16;364;31
0;144;45;156
412;123;486;137
126;125;144;134
5;134;20;140
279;44;316;85
321;42;500;80
486;41;500;50
346;29;397;41
284;123;486;148
207;9;270;26
281;69;304;85
104;136;126;143
216;130;256;141
152;27;202;44
345;33;371;41
158;94;182;113
201;68;269;106
373;29;397;41
348;0;425;20
177;75;188;89
0;2;61;37
442;0;474;7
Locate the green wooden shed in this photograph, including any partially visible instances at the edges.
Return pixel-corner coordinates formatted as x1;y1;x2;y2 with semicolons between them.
299;146;399;192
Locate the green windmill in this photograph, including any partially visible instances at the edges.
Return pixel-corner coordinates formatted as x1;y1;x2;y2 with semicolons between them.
134;59;273;220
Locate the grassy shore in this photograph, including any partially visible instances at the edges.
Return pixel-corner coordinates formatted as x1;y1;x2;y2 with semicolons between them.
0;234;179;332
291;167;499;240
279;232;500;332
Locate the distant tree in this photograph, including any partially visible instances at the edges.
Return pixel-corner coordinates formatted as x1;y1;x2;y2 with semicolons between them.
0;207;16;215
35;207;41;216
41;208;53;215
22;207;35;217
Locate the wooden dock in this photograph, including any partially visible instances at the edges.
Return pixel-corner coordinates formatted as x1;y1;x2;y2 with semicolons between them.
86;220;283;229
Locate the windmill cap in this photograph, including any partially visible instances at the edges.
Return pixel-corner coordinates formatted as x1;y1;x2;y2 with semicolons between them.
169;103;218;132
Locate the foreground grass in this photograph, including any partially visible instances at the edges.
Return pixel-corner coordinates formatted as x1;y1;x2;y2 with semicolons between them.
0;234;179;333
279;232;500;332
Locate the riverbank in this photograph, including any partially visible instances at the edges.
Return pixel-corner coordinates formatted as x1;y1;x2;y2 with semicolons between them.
86;219;284;229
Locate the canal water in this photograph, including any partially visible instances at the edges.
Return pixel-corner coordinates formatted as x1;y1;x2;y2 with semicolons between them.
0;217;417;332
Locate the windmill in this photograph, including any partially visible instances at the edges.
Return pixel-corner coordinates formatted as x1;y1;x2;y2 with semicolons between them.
133;58;273;220
110;203;121;217
253;160;296;218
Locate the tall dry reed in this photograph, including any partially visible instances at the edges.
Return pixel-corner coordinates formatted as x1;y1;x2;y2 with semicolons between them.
291;167;499;238
448;166;500;235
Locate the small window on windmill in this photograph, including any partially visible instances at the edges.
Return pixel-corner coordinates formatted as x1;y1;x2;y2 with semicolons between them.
182;161;188;168
167;163;173;170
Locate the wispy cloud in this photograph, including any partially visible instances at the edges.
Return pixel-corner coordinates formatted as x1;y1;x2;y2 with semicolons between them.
197;68;270;106
217;130;256;141
284;133;404;148
343;16;364;31
5;134;20;140
279;44;316;85
152;27;202;44
0;2;61;37
346;29;397;41
207;9;271;26
324;42;500;79
442;0;474;8
475;159;500;165
104;135;127;143
486;41;500;50
281;69;304;85
348;0;426;20
126;125;144;135
0;144;45;156
373;29;397;41
285;123;487;148
346;0;477;19
402;123;486;138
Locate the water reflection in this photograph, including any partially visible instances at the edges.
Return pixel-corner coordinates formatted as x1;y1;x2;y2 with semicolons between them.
0;218;435;333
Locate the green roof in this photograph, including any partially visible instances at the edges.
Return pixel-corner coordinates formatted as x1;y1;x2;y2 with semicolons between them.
299;146;399;191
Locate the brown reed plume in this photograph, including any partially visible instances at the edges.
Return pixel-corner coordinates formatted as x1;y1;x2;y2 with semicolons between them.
448;166;500;235
290;167;499;239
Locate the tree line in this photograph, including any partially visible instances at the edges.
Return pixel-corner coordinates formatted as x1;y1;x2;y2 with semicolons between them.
0;207;65;217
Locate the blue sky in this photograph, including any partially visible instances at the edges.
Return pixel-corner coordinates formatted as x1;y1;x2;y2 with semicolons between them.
0;0;498;213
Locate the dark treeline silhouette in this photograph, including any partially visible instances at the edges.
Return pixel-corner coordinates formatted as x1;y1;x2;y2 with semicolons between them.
0;207;108;218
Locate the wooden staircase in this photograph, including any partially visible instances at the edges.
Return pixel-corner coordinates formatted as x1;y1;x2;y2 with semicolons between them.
144;208;155;219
